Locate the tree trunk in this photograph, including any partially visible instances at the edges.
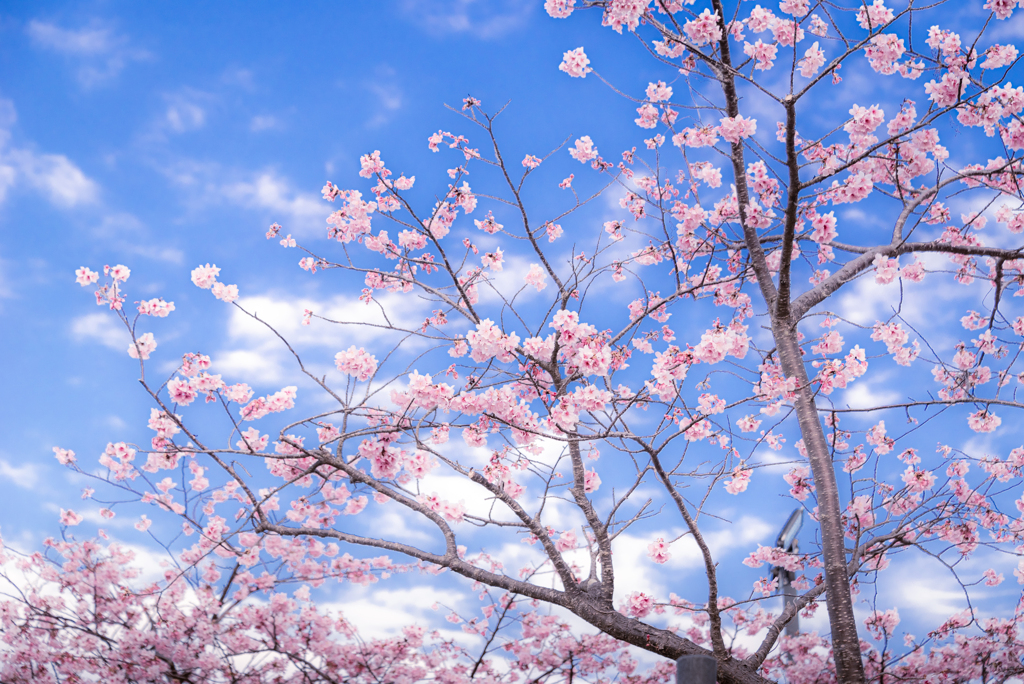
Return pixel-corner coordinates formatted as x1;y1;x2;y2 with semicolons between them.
773;319;866;683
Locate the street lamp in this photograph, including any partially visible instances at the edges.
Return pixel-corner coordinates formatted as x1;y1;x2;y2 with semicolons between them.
675;509;805;682
771;507;803;637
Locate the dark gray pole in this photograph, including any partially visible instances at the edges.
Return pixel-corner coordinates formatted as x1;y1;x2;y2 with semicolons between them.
676;655;717;683
781;569;798;636
774;508;803;638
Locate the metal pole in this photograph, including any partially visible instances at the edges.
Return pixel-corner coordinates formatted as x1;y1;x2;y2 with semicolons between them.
676;655;717;683
774;508;803;638
782;570;798;636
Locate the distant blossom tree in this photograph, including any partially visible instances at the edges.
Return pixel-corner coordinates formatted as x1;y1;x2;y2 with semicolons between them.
13;0;1024;682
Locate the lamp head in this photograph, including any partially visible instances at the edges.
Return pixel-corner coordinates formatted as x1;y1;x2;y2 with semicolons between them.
776;508;803;552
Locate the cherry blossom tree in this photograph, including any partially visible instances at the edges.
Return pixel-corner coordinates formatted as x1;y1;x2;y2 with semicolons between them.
38;0;1024;682
0;536;678;683
3;534;1023;683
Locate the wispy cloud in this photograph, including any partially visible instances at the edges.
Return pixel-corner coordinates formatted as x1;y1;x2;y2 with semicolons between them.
0;459;41;489
0;97;100;208
92;212;185;265
220;171;326;236
70;312;128;351
0;249;13;306
7;149;100;206
399;0;534;40
26;20;149;88
157;159;329;238
250;114;282;132
363;65;403;129
213;291;426;386
164;90;210;134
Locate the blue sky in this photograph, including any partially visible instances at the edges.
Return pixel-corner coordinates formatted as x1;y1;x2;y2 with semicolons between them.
3;0;1024;664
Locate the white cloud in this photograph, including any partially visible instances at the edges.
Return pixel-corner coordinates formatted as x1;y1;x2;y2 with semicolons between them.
834;254;969;331
220;172;326;237
70;505;140;530
70;312;128;351
604;516;773;599
469;512;774;608
835;277;903;327
105;414;128;431
399;0;534;39
228;292;425;346
363;65;404;129
986;11;1024;41
124;244;185;265
215;348;291;386
369;83;402;112
222;67;256;90
476;254;554;311
416;471;521;524
159;161;332;238
0;97;100;209
836;374;901;411
0;459;40;489
213;291;426;385
26;20;148;88
322;585;471;642
27;21;115;55
0;165;15;204
91;213;183;264
6;149;99;207
0;249;14;305
250;115;281;132
165;96;207;133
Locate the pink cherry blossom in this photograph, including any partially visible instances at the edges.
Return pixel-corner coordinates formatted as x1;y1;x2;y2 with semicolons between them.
358;150;386;179
779;0;809;16
622;591;655;618
857;0;894;28
474;211;503;234
137;298;175;317
75;266;99;286
983;43;1019;69
902;465;937;493
864;33;905;74
190;263;221;289
683;9;723;47
211;282;239;303
810;211;838;243
984;568;1005;586
724;465;752;494
127;332;157;360
646;537;671;563
106;264;131;282
743;40;779;70
559;47;591;78
968;409;1001;433
799;41;826;77
872;254;900;284
555;529;577;552
525;264;548;291
53;447;76;465
569;135;598;163
864;608;900;640
718;115;757;144
481;247;504;271
59;508;83;526
334;346;378;381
